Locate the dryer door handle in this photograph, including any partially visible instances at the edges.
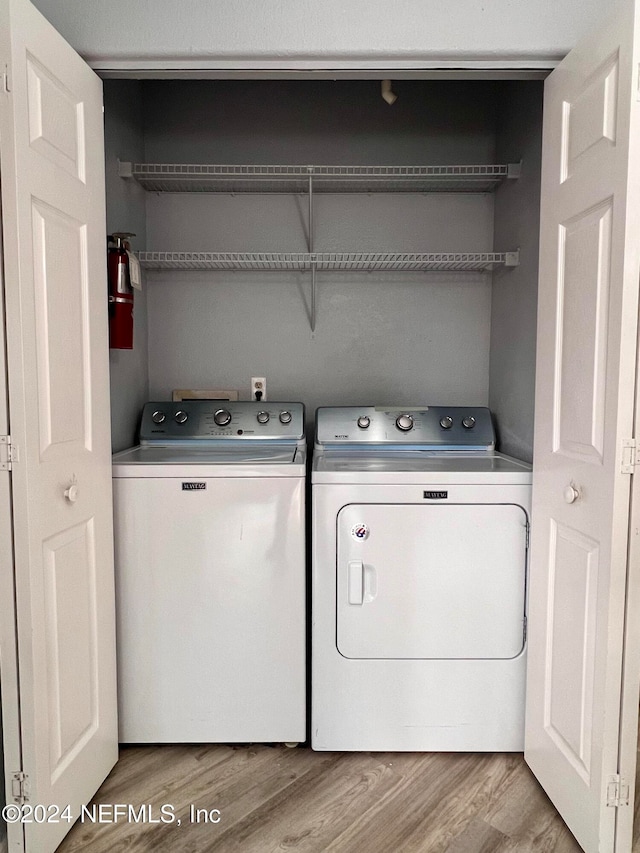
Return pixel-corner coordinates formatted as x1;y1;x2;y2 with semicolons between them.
348;560;364;605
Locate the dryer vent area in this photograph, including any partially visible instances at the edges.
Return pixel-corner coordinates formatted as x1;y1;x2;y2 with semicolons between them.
104;78;543;461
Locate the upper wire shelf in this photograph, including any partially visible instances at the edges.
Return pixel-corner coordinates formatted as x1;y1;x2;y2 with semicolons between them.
138;251;520;273
119;162;522;194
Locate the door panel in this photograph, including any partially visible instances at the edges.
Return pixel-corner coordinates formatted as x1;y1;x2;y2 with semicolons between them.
526;1;640;850
0;1;117;851
32;201;88;454
337;503;528;660
545;522;599;782
555;199;611;462
564;52;618;175
26;54;86;180
44;520;98;780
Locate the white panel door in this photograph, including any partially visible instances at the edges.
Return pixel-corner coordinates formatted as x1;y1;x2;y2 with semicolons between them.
0;1;117;852
525;1;640;851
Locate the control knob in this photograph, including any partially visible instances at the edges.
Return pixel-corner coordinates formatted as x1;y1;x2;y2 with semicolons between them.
396;414;414;432
462;416;476;429
214;408;232;426
257;411;270;424
279;410;292;424
439;416;453;430
357;416;371;429
152;410;166;424
174;410;188;424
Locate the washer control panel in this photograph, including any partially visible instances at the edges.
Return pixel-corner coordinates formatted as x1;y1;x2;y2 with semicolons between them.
140;400;304;443
315;406;495;449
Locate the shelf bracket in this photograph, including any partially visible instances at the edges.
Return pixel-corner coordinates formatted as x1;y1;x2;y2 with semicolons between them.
504;250;520;267
118;160;133;179
507;161;522;180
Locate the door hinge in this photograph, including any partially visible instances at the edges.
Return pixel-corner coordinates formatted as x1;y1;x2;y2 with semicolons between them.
620;438;638;474
0;435;18;471
2;66;9;94
11;772;30;805
606;774;630;808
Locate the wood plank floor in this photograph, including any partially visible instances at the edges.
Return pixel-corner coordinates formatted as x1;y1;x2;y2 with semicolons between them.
56;746;587;853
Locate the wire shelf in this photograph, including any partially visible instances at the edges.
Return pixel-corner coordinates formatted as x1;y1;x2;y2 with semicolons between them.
121;163;521;194
138;251;519;272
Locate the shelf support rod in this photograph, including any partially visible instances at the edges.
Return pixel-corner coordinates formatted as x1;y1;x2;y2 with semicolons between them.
308;169;317;331
311;262;317;332
308;170;314;253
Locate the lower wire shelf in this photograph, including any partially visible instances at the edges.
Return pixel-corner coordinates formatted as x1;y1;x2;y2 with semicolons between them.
138;250;520;331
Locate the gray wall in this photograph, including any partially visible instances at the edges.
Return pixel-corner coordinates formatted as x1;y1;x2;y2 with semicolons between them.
142;81;499;415
101;79;543;444
31;0;608;69
490;82;544;462
104;81;149;451
142;80;497;165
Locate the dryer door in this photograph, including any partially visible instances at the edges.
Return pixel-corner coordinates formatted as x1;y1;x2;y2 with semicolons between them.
337;503;528;659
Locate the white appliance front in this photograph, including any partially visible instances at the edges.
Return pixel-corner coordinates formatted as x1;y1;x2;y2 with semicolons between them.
112;400;306;744
114;471;305;743
311;405;532;753
313;481;531;752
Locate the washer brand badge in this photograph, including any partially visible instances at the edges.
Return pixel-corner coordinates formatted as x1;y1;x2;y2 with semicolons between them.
182;482;206;491
351;523;369;541
424;490;448;500
335;434;349;439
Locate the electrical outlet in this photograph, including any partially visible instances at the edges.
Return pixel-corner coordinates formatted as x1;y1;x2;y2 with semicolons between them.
251;376;267;401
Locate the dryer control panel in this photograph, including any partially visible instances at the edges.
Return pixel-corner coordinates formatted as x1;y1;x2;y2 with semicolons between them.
315;406;495;450
140;400;304;443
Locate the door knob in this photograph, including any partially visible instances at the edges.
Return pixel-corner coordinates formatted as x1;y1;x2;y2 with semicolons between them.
64;483;79;503
564;484;580;504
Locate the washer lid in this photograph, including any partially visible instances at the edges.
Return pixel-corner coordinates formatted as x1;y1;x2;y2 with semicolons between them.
113;444;306;477
115;445;299;464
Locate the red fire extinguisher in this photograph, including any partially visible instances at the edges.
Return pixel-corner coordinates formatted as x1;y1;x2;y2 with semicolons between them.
107;232;135;349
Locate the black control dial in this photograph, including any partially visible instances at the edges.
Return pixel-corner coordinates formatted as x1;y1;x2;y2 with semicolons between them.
462;416;476;429
279;411;292;424
174;410;188;424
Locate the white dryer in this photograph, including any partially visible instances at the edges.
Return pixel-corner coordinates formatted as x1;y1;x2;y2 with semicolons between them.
112;400;306;744
312;406;532;752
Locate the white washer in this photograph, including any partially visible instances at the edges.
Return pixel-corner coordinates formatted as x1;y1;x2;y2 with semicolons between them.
112;400;306;744
312;406;532;752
